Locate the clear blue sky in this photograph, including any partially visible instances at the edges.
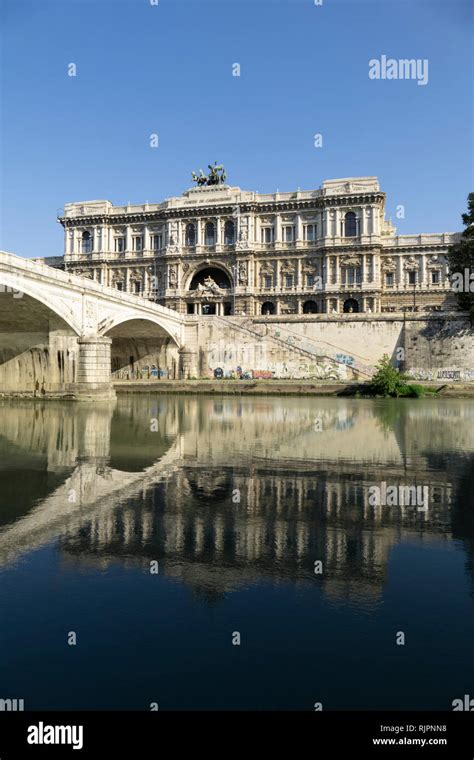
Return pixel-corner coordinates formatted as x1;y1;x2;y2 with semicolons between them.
1;0;472;258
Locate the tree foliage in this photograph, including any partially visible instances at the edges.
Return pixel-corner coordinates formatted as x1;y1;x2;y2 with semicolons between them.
370;354;408;396
447;192;474;320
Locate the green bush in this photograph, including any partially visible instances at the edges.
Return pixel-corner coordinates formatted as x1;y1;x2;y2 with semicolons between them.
370;355;408;397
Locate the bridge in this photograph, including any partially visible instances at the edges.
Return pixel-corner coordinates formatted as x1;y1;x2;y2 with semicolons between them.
0;251;196;398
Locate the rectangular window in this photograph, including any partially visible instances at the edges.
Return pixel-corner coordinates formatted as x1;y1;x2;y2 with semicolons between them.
285;275;293;288
282;226;294;242
431;270;440;284
133;236;143;252
134;281;142;294
115;237;125;253
261;227;274;243
306;274;315;287
386;272;394;287
345;267;362;285
264;275;272;288
150;234;162;251
408;271;417;285
304;224;316;241
116;282;124;291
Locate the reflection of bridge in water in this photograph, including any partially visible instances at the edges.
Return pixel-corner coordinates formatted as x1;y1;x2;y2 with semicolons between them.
0;397;473;604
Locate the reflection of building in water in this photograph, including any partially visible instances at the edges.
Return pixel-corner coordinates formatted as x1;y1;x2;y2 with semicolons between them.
0;395;472;604
60;463;456;605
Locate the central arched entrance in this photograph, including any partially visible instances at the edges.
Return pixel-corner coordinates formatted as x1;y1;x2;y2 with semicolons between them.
188;266;232;316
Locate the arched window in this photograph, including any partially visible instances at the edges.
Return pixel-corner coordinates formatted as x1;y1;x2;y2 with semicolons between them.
261;302;275;315
81;231;92;253
185;223;196;247
204;222;215;246
303;300;318;314
344;212;358;237
224;220;235;245
343;298;359;313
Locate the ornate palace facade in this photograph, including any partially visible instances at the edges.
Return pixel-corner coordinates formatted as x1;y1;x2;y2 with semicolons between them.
56;176;459;316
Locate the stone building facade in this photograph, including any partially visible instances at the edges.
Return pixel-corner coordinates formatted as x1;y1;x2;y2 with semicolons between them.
56;177;459;316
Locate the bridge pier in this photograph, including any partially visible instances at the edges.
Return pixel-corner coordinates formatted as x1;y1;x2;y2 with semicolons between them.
68;336;116;401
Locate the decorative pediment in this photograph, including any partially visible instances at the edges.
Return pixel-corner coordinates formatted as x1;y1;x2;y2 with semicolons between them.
426;254;442;268
381;256;396;272
302;259;318;274
113;228;126;236
260;263;274;275
341;255;362;268
280;259;296;274
404;256;419;271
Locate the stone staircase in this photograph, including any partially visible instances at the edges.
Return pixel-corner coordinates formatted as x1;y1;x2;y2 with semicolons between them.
213;316;374;379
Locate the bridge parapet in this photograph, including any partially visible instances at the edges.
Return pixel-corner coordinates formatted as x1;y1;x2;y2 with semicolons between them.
0;250;191;398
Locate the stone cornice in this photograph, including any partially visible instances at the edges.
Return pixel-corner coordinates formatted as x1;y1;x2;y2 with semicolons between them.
383;243;452;254
59;192;386;228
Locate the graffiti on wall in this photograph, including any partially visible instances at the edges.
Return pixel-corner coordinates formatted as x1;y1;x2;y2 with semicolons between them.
406;368;474;382
209;361;344;381
335;353;355;366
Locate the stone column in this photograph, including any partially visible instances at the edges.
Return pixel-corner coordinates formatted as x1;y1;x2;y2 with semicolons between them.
70;337;115;400
296;214;302;241
126;226;132;253
274;214;281;243
323;209;330;238
143;224;149;253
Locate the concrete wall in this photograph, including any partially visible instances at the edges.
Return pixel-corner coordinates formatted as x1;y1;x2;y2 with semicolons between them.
111;337;179;380
404;316;474;382
0;332;79;394
193;313;474;382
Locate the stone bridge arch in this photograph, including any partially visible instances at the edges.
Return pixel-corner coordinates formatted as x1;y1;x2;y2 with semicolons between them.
0;271;82;336
0;251;194;397
103;316;183;382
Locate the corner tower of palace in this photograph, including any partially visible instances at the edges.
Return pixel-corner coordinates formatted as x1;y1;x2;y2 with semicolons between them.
55;177;459;316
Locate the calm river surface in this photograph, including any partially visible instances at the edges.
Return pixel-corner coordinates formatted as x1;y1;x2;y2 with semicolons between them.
0;395;473;710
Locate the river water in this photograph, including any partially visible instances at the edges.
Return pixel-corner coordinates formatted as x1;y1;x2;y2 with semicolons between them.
0;395;473;710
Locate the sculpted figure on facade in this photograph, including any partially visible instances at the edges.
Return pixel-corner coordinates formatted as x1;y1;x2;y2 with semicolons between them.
238;263;248;285
197;276;223;294
168;266;178;288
